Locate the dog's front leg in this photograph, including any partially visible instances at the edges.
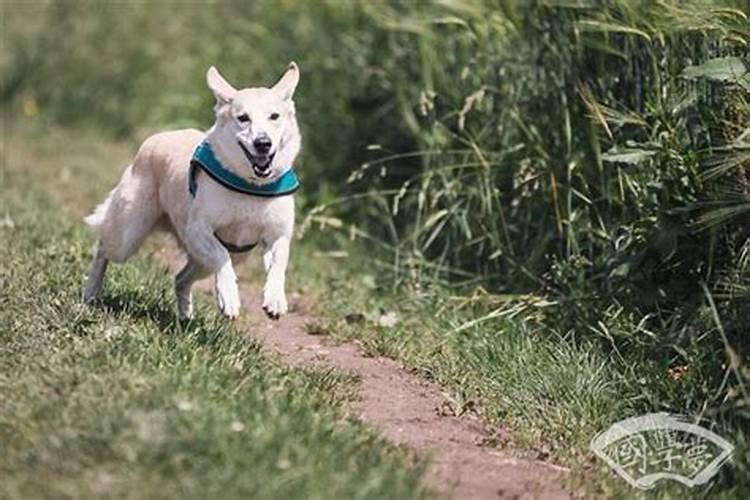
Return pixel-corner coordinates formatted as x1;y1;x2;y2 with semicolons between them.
262;236;290;319
184;218;241;318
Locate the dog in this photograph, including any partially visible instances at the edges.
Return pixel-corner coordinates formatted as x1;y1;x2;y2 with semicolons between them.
82;63;301;320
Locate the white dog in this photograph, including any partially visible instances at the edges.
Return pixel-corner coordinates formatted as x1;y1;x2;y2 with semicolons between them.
82;63;301;320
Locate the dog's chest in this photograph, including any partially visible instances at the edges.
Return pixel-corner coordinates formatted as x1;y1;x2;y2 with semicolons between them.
200;190;294;248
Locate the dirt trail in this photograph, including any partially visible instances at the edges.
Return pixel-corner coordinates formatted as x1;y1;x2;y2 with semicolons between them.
160;247;571;499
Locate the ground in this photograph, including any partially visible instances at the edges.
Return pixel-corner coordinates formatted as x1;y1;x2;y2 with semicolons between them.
1;121;575;499
0;123;424;499
2;119;734;499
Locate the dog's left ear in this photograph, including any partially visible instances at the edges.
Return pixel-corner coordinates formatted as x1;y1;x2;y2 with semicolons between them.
272;62;299;101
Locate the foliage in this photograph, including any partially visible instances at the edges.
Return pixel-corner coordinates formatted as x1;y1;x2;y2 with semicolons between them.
0;170;427;500
1;0;381;203
3;0;750;495
305;0;750;493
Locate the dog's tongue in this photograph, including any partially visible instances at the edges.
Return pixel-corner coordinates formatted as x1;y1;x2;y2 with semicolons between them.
254;155;271;168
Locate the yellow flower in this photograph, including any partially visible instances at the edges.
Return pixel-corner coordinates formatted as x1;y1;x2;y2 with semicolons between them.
23;98;38;117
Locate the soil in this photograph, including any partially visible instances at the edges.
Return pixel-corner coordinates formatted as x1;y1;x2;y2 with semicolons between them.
159;246;572;500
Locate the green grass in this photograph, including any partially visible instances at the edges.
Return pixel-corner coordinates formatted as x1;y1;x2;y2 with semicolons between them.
0;125;428;499
298;237;749;498
3;0;750;495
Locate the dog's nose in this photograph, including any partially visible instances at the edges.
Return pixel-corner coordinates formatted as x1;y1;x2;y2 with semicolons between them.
253;136;272;154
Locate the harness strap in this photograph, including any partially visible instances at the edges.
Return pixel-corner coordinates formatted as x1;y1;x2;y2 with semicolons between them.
188;140;299;253
188;141;299;198
215;234;257;253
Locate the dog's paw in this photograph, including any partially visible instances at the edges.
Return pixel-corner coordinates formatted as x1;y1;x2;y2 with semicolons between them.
217;285;241;318
262;285;287;320
216;272;241;319
176;290;194;320
81;287;99;305
82;279;103;305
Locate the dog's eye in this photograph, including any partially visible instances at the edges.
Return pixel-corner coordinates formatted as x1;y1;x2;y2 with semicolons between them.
269;112;280;121
237;113;250;123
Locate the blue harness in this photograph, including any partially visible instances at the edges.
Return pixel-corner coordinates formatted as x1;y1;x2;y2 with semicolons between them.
188;141;299;252
189;141;299;197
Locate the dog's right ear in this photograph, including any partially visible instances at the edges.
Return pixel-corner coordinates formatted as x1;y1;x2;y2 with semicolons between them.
206;66;237;104
272;62;300;101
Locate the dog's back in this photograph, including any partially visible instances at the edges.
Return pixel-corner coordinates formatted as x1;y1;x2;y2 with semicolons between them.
84;128;204;261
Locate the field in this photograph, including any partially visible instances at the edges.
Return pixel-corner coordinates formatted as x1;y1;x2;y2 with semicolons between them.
2;1;750;498
0;125;428;499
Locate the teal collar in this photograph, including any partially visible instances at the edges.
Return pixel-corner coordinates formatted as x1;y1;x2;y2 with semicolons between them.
189;141;299;197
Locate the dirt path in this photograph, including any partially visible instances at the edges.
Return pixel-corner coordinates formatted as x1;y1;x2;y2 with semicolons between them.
159;247;571;499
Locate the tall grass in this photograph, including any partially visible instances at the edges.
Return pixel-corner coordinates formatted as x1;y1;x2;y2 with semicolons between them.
308;0;750;491
305;0;749;373
3;0;750;493
336;1;748;288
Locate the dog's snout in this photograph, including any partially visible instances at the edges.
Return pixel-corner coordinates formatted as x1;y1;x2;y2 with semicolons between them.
253;136;272;154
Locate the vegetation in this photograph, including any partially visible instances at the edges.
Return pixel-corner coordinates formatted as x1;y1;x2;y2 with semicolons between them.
3;0;750;497
0;128;428;500
310;3;749;493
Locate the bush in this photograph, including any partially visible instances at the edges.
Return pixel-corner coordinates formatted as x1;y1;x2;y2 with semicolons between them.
1;0;390;203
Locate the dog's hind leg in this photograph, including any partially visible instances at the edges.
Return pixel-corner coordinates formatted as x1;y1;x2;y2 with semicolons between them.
83;163;162;305
86;164;162;264
175;257;211;319
82;242;109;304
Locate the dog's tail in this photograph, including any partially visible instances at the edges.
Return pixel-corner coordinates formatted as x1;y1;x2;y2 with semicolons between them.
84;189;114;233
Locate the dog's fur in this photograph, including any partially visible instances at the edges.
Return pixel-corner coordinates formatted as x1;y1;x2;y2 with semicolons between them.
82;63;301;319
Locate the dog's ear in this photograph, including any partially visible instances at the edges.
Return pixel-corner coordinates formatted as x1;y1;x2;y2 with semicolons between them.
272;62;299;101
206;66;237;104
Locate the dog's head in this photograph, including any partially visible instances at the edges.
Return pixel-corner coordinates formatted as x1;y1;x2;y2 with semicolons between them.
205;63;301;184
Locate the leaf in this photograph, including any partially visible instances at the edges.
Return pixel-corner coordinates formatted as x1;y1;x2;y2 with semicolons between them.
344;313;366;325
601;147;656;165
576;20;651;42
310;215;344;229
422;209;449;231
313;250;349;258
377;311;398;328
682;57;748;83
457;87;486;131
609;262;631;280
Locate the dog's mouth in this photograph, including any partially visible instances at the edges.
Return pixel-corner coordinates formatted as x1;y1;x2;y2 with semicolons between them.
238;141;275;179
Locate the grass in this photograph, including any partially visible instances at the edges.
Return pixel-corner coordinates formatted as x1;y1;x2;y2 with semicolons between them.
299;243;750;498
3;1;750;496
3;117;744;499
289;2;750;496
0;121;428;500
